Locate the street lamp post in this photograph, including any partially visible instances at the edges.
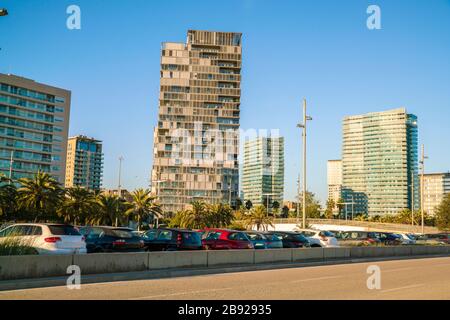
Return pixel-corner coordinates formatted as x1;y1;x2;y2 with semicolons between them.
296;175;300;223
297;99;312;228
411;170;415;226
116;156;124;227
419;145;428;234
8;150;13;182
262;193;277;217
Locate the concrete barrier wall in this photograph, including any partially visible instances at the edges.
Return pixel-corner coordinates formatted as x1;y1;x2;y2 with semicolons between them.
292;247;324;261
254;249;292;264
207;250;254;266
148;251;207;269
0;255;72;280
1;246;448;281
73;252;148;275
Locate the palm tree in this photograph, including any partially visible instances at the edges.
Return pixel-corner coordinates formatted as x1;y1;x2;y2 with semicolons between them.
92;193;121;226
245;200;253;210
17;171;64;222
0;174;17;220
243;205;274;231
126;189;162;231
58;187;97;225
175;201;208;229
207;203;233;228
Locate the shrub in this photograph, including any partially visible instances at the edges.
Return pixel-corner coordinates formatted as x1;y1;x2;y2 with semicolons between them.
0;236;37;256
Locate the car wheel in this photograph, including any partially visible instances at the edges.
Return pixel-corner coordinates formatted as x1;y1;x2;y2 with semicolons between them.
311;244;321;248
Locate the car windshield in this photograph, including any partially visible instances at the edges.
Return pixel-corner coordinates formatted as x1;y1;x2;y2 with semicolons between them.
48;225;80;236
182;232;201;244
289;233;307;241
265;234;282;241
105;229;133;238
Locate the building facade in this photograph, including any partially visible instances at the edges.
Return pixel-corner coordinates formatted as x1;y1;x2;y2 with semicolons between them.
0;74;71;183
151;30;242;213
421;173;450;216
242;137;284;210
327;160;342;206
342;108;419;216
65;135;103;190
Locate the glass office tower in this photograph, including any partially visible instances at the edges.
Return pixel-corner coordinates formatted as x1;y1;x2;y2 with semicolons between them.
151;30;242;213
342;108;419;216
242;137;284;209
0;74;71;183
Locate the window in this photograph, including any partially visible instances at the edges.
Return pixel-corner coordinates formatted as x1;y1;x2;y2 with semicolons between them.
181;232;201;245
157;230;173;240
204;231;221;240
228;232;247;241
48;225;80;236
144;230;157;241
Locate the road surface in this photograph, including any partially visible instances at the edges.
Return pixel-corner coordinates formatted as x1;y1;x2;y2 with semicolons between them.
1;257;450;299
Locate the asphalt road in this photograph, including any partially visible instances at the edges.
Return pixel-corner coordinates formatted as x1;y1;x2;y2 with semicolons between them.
1;257;450;300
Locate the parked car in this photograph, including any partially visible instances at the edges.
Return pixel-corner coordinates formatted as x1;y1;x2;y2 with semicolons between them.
141;228;203;251
415;234;448;246
201;228;254;250
245;231;269;249
79;226;144;253
295;229;340;247
372;232;403;246
425;233;450;244
0;223;86;255
264;231;310;248
334;231;381;246
261;232;283;249
395;233;417;245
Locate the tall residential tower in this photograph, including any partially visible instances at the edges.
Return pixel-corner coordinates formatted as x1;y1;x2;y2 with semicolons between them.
342;108;419;216
421;172;450;216
0;74;71;183
327;159;342;206
151;30;242;213
242;136;284;209
65;135;103;191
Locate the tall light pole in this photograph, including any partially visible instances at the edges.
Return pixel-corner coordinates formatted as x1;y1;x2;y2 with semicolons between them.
296;174;300;223
419;145;428;234
411;170;415;226
297;99;312;228
262;193;277;217
8;150;13;181
116;156;124;227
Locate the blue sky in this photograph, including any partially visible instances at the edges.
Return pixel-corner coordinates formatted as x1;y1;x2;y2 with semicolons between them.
1;0;450;204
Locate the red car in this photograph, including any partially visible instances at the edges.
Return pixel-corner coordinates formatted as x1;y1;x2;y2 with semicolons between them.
201;228;254;250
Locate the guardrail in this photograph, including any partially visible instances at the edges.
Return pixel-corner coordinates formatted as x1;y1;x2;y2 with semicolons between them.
1;246;449;281
271;218;440;234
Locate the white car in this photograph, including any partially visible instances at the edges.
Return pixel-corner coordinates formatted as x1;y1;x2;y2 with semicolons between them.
0;223;87;255
295;229;340;248
396;233;417;245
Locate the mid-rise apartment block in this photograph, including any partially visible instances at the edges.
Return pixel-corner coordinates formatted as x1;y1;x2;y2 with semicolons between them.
242;137;284;209
0;74;71;183
151;30;242;213
421;172;450;215
342;108;419;216
65;135;103;190
327;160;342;205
